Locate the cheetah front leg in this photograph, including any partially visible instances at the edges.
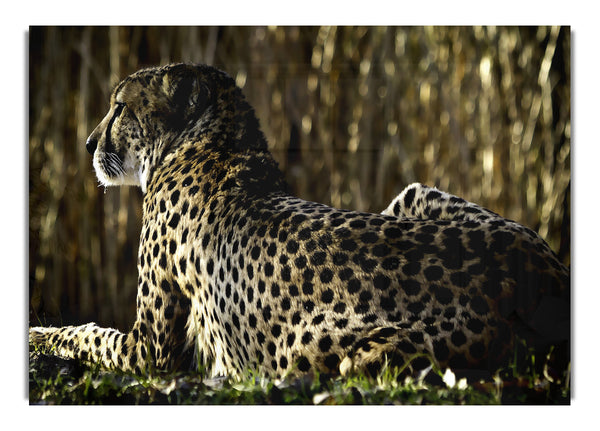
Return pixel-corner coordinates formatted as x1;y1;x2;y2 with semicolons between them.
29;322;142;372
30;292;196;374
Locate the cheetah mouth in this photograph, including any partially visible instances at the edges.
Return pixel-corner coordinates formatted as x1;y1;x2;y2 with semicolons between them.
93;151;126;188
93;150;144;190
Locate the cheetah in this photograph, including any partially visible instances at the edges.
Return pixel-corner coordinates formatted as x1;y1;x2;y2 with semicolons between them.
29;63;570;379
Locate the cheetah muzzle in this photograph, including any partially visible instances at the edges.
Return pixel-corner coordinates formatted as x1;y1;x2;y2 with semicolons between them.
30;63;570;379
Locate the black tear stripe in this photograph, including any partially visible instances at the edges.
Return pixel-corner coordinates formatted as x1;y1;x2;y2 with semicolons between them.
105;103;125;154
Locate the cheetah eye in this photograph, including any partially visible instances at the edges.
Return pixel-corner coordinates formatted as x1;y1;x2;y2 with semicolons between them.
113;101;126;118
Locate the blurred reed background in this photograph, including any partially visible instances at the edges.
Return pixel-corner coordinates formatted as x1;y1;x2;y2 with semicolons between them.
29;26;570;329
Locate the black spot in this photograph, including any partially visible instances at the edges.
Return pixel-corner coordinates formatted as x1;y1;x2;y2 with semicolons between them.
349;219;366;229
407;300;425;315
159;253;167;270
279;356;288;370
347;279;361;294
409;331;424;344
451;330;467;347
294;255;307;269
381;257;400;270
303;300;315;313
467;318;485;334
321;289;334;303
286;239;299;254
372;244;391;257
354;303;369;314
332;252;349;266
266;242;277;257
318;335;333;352
297;356;311;372
403;187;416;208
333;302;346;313
297;227;312;241
262;305;272;322
380;295;396;311
271;324;282;337
310;251;326;266
384;227;402;239
281;296;291;311
354;289;372;305
335;318;348;329
401;279;421;296
291;312;302;325
338;267;353;281
168;213;180;229
355;254;378;273
373;274;391;290
402;261;421;276
302;281;314;295
470;296;490;315
301;332;313;345
340;334;356;348
424;265;444;281
170;190;180;206
341;239;357;252
333;227;351;237
281;265;292;282
360;232;379;243
362;314;377;324
442;227;461;237
320;269;334;283
312;314;325;325
450;271;471;288
433;285;453;305
415;233;434;244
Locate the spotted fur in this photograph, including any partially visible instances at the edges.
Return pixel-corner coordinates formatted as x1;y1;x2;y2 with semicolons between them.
30;64;570;379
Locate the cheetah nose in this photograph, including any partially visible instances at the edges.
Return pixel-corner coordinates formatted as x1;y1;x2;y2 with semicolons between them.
86;137;97;155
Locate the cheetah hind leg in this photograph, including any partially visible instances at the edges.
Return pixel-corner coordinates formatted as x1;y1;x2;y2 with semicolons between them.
339;326;438;379
382;183;502;223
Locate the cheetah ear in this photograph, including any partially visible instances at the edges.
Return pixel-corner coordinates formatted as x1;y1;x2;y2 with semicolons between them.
164;68;211;127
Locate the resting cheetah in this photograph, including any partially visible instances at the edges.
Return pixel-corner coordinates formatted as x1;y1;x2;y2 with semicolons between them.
29;63;570;379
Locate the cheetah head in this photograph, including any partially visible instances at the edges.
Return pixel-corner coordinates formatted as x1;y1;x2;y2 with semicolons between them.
85;63;219;192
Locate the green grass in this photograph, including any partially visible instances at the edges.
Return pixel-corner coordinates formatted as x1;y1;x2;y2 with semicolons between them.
29;346;570;405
